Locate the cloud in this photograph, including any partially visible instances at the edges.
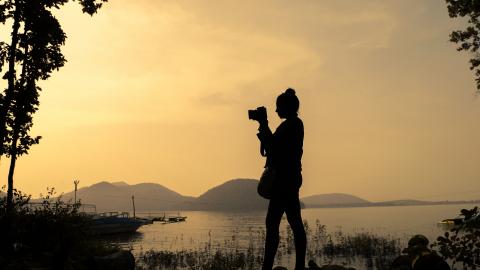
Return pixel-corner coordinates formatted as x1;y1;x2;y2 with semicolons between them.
193;92;235;107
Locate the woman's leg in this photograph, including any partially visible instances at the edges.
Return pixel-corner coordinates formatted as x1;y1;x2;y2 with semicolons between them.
262;198;284;270
285;196;306;270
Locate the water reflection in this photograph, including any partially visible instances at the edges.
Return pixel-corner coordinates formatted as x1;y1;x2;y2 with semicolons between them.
105;204;476;269
100;231;144;249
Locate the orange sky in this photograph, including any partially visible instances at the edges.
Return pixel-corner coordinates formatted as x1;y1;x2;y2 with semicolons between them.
1;0;479;201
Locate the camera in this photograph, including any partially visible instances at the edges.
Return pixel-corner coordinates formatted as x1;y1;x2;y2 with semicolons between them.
248;106;267;122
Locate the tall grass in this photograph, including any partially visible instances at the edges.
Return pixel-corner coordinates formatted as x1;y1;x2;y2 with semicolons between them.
135;220;402;270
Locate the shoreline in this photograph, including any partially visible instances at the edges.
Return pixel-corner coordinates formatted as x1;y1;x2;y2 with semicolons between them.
303;200;480;210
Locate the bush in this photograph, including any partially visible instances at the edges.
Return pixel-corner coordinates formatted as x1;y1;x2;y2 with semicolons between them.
432;207;480;270
0;187;119;269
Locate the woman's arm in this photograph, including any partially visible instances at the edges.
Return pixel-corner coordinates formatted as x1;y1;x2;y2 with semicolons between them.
257;120;273;157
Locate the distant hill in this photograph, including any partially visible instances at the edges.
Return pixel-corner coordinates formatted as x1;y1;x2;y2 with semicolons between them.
61;181;194;212
192;179;268;211
60;179;269;212
111;181;129;187
60;180;269;212
375;199;431;206
53;180;473;212
302;193;371;208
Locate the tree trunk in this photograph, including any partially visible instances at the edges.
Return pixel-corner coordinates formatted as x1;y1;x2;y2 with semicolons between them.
6;135;18;211
0;1;20;161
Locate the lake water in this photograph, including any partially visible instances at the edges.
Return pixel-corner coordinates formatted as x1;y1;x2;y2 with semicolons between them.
106;203;477;269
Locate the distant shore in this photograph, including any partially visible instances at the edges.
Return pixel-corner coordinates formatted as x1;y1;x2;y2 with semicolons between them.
304;200;480;209
25;180;478;212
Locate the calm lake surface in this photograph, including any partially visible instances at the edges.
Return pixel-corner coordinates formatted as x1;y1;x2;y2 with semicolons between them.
108;203;477;255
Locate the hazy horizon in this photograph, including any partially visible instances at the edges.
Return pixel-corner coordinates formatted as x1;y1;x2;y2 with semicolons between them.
55;179;480;203
0;0;479;202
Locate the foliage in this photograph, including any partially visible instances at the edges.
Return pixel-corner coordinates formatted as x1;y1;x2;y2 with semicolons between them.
0;187;119;269
0;0;107;209
446;0;480;92
432;206;480;269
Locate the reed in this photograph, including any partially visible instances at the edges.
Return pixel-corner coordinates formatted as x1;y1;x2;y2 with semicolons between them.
136;220;403;270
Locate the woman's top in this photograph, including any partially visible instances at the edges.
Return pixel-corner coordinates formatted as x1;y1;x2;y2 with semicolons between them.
257;116;304;191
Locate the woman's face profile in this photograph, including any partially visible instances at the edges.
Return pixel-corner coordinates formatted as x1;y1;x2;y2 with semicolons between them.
276;103;287;119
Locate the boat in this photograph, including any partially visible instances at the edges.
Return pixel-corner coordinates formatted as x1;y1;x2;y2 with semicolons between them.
90;212;145;235
135;216;154;225
167;215;187;222
438;207;480;229
146;212;187;223
162;212;187;223
438;215;464;227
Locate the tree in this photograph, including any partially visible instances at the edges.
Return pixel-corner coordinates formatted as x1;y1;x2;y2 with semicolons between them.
446;0;480;93
0;0;107;210
433;207;480;269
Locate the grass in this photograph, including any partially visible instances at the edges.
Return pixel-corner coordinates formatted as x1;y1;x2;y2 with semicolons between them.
135;220;403;270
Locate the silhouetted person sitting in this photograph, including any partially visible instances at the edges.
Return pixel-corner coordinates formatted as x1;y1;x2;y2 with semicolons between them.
255;88;307;270
390;235;450;270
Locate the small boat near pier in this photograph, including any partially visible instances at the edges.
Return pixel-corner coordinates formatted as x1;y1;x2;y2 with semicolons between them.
438;207;480;229
137;212;187;224
91;212;145;235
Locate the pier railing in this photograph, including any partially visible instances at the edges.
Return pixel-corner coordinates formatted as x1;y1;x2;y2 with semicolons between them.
25;202;97;214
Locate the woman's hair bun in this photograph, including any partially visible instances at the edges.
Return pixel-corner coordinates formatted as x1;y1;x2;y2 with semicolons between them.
285;88;296;95
277;87;300;114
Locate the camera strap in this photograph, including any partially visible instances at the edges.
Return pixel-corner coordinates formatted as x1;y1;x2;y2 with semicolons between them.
260;141;267;157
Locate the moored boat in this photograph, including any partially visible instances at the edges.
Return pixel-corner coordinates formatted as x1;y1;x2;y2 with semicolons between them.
438;207;480;229
167;215;187;222
91;212;145;235
143;212;187;223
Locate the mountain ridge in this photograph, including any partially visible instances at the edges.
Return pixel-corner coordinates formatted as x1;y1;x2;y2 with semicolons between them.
194;179;268;210
44;180;478;212
59;179;269;211
302;193;370;207
61;181;195;212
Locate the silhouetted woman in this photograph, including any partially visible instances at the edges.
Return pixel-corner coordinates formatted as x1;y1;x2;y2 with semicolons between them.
256;88;306;270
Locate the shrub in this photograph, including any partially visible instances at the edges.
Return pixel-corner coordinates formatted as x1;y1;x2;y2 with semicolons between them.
0;187;119;269
432;207;480;270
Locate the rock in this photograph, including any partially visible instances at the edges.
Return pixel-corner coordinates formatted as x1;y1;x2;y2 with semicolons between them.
308;260;356;270
308;260;322;270
93;250;135;270
272;261;356;270
319;266;356;270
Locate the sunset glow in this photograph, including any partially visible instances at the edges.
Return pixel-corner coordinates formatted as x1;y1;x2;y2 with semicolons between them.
1;0;479;202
